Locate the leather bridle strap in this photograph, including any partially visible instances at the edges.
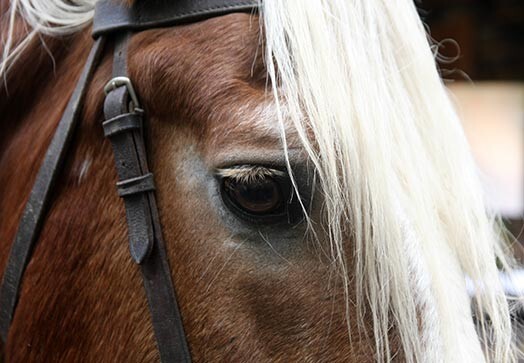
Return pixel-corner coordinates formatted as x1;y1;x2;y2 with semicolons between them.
102;32;191;362
92;0;258;37
0;0;259;361
0;38;105;341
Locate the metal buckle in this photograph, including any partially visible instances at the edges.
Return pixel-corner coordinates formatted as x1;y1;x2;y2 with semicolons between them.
104;76;141;111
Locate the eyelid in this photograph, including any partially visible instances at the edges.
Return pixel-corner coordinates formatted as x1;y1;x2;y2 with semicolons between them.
215;165;287;181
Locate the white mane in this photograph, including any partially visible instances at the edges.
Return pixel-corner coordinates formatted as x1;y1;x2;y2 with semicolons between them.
263;0;519;361
2;0;521;361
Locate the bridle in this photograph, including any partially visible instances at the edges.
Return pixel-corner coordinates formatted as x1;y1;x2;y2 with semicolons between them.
0;1;259;361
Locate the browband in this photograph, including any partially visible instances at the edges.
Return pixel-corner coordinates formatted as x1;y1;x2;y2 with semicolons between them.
92;0;259;38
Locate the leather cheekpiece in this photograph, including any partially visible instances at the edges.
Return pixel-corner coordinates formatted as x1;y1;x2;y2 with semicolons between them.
104;86;154;265
103;32;192;363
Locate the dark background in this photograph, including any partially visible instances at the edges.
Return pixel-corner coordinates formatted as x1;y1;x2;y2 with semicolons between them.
419;0;523;81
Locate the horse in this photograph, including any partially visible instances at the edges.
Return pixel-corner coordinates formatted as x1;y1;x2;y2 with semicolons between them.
0;0;520;361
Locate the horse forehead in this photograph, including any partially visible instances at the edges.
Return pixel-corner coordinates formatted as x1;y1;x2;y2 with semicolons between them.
129;13;264;111
128;13;294;147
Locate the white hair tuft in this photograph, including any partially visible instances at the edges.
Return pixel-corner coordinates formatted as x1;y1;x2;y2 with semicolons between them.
1;0;95;75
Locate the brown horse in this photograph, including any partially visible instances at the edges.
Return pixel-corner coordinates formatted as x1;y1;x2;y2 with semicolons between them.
0;8;375;363
0;0;519;361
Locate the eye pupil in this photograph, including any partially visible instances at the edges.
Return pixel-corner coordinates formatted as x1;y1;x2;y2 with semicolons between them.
225;178;282;215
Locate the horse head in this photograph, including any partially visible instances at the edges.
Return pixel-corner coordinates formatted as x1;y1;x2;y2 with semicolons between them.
0;0;520;361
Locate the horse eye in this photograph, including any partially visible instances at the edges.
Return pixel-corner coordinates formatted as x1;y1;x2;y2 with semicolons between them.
222;176;284;216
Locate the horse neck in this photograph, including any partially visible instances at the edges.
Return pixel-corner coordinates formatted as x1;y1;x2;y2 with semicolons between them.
0;19;155;358
0;20;86;259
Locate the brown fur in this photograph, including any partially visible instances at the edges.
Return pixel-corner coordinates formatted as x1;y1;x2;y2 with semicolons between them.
0;8;402;362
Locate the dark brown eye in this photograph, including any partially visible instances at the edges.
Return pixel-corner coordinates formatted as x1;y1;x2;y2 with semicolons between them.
223;177;283;215
217;165;306;224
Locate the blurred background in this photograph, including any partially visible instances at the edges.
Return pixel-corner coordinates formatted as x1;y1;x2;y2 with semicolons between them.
419;0;523;253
